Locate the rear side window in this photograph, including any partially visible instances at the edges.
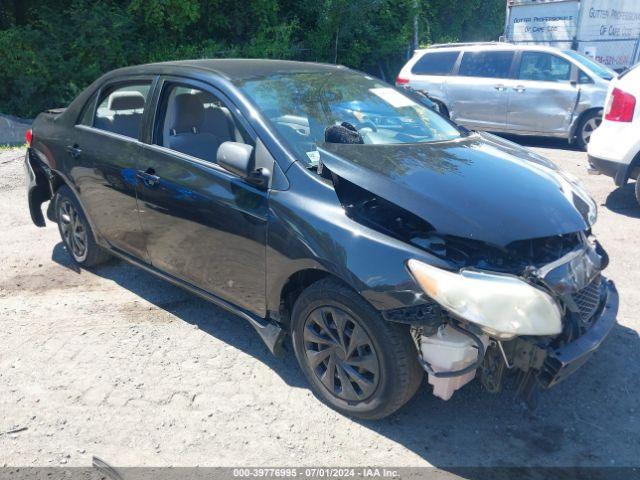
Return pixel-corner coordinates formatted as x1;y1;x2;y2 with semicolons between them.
94;82;151;139
458;51;514;79
411;51;459;76
518;52;571;82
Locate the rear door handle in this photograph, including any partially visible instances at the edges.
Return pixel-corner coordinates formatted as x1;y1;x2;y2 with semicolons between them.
514;85;526;93
137;167;161;187
494;84;506;91
66;144;82;158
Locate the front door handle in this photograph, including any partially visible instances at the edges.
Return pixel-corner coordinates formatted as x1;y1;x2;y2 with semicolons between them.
514;85;526;93
494;84;506;91
66;144;82;158
137;167;161;187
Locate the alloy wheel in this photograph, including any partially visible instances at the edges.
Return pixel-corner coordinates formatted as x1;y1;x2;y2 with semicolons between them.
58;200;88;260
581;117;602;145
303;306;380;402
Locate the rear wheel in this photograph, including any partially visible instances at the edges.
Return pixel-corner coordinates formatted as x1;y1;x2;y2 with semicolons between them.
576;110;602;150
291;278;423;419
55;186;111;267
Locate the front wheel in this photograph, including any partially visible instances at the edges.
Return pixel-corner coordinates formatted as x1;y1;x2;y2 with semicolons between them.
291;278;423;419
635;173;640;206
576;110;602;150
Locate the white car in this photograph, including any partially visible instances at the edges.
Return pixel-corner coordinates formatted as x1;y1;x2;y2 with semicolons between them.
588;64;640;205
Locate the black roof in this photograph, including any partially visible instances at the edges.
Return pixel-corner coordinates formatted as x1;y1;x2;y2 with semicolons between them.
112;59;347;82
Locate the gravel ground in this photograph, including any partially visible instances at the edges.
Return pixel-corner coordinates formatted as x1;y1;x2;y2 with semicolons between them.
1;140;639;469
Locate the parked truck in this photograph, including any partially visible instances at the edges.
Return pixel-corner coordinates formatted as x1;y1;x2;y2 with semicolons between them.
503;0;640;71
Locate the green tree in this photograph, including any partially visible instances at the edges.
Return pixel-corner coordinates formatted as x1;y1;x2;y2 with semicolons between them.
0;0;505;118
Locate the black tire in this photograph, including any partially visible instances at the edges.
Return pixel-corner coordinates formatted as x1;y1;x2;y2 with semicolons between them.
576;110;602;150
54;185;111;267
291;278;423;419
635;173;640;207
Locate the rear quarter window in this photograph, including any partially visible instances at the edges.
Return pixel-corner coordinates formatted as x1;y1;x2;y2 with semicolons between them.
411;51;459;76
77;91;98;126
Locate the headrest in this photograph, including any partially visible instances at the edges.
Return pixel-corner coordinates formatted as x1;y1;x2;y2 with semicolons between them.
208;106;234;137
196;90;217;105
171;94;204;135
108;91;145;111
324;122;364;144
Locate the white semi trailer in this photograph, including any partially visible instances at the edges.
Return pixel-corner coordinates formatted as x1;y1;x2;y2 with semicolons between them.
503;0;640;70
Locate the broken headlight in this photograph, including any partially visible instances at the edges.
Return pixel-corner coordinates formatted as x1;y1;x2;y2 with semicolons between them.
407;259;562;338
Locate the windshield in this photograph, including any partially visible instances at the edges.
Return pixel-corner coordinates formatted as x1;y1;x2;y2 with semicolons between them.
235;70;462;165
562;50;617;80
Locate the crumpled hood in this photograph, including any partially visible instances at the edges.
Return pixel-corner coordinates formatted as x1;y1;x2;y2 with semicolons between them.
319;133;596;248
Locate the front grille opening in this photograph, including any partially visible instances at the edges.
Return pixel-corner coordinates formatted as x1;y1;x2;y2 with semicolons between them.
571;274;602;327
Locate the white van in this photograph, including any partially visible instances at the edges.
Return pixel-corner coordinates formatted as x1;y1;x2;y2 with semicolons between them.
397;42;616;149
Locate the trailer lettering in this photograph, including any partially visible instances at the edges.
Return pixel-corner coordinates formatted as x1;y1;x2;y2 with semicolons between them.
589;8;609;20
611;9;640;22
513;17;531;24
505;0;640;69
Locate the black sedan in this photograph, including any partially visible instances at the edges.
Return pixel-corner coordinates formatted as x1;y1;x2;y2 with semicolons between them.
25;59;617;418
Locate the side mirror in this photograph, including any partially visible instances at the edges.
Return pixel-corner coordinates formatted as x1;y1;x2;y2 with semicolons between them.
217;141;269;188
218;141;253;177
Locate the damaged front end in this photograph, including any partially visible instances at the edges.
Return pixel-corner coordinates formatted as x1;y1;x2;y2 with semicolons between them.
395;233;618;405
318;138;618;405
479;237;618;404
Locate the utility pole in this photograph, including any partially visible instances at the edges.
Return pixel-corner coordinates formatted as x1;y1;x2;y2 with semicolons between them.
413;0;419;51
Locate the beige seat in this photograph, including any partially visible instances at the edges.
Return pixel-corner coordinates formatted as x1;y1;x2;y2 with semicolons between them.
165;94;220;163
107;91;145;138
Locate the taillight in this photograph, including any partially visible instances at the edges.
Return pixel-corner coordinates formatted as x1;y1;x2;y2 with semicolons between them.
25;128;33;146
605;88;636;122
395;76;409;86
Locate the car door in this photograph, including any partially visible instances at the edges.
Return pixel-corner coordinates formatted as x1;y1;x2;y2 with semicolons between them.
71;77;155;261
507;51;579;135
135;77;268;317
444;49;515;130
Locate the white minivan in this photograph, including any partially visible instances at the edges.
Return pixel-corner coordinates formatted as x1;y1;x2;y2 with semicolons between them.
397;42;616;149
588;64;640;205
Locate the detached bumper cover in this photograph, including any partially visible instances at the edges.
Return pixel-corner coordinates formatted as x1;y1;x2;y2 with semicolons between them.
24;148;47;227
538;280;618;388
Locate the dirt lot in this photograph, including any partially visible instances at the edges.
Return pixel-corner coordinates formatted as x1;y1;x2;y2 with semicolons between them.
1;140;639;469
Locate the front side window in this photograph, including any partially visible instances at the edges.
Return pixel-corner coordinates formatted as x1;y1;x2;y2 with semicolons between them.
236;70;462;165
519;52;571;82
458;51;514;79
579;70;593;84
155;84;248;164
94;82;151;139
411;51;459;76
